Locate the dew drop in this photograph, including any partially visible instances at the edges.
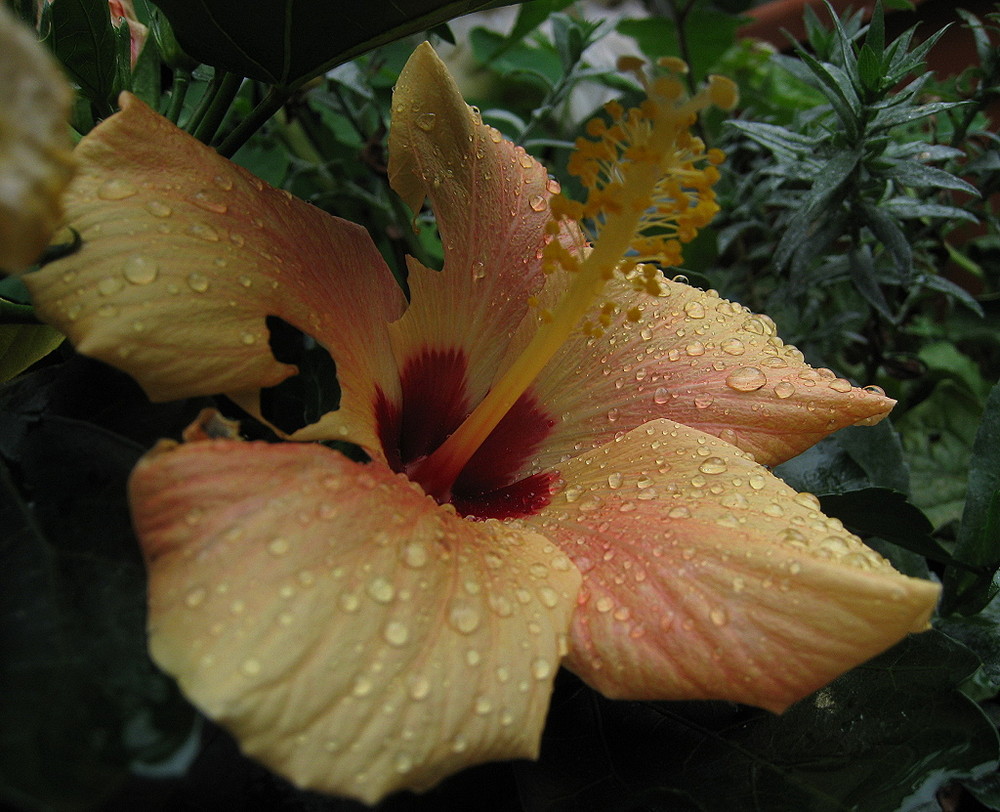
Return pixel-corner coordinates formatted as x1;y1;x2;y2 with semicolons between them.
698;456;728;475
529;194;547;212
339;593;360;613
187;223;220;242
97;276;125;296
709;607;728;627
607;472;623;489
449;603;481;634
384;621;409;647
241;657;261;676
191;189;228;214
668;505;691;519
416;112;437;131
653;386;669;404
720;338;745;356
538;586;559;608
532;658;552;680
474;696;493;715
185;587;207;608
726;366;767;392
145;199;172;217
409;676;431;700
595;596;614;613
773;381;796;399
829;377;853;393
471;260;486;280
187;272;210;293
683;300;706;319
352;676;373;697
267;537;290;556
863;384;886;396
367;577;395;604
98;178;137;200
240;331;256;345
748;472;766;490
685;340;706;357
694;393;714;409
123;255;158;285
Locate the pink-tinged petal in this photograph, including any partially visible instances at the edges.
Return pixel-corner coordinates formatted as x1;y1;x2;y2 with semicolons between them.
387;43;575;405
522;418;939;713
0;4;74;270
24;94;405;453
129;433;580;804
529;276;894;468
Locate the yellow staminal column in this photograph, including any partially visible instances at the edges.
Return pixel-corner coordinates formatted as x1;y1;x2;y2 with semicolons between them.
413;61;738;501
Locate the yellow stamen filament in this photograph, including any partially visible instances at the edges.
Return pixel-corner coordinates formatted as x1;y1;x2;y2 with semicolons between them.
412;63;737;500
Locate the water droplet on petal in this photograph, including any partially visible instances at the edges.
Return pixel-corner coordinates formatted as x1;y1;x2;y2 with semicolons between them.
98;178;137;200
241;657;261;676
863;384;886;396
607;472;623;489
726;367;767;392
449;603;481;634
123;255;158;285
409;676;431;700
532;658;552;680
773;381;796;399
97;276;125;296
187;223;220;242
185;587;206;607
720;338;745;356
145;199;172;217
191;189;228;214
384;621;409;646
471;260;486;280
267;537;290;556
339;593;360;612
352;676;373;697
529;194;546;212
829;377;853;393
698;456;728;475
367;577;395;604
685;340;705;357
595;596;614;613
694;393;714;409
187;272;210;292
683;301;705;319
668;505;691;518
748;472;766;490
653;386;669;404
416;112;437;131
710;607;728;626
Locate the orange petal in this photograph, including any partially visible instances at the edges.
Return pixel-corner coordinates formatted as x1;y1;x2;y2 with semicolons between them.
522;418;939;713
129;436;579;804
24;94;405;452
0;5;74;270
387;43;574;405
530;276;894;468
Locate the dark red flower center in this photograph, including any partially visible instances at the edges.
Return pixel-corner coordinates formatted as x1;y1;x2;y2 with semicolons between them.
374;347;560;520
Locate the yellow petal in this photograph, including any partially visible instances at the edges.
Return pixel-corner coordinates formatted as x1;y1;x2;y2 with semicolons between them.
530;276;894;468
387;43;578;408
25;94;405;452
0;5;74;271
523;418;939;713
130;435;579;804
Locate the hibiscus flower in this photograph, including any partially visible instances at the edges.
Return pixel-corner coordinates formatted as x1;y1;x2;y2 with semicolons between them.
24;43;940;804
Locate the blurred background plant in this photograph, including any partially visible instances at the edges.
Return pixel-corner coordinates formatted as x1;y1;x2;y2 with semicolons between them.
3;0;1000;810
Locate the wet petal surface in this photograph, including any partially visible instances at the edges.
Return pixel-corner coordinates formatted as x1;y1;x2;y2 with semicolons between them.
529;277;894;469
130;433;579;804
26;94;405;451
0;5;74;270
523;418;939;712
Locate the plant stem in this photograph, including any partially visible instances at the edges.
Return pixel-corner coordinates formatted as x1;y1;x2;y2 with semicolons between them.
165;68;191;124
216;87;290;158
193;72;244;146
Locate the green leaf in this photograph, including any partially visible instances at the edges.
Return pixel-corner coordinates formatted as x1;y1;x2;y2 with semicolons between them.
835;420;910;493
523;634;999;812
152;0;521;89
791;51;861;138
899;379;983;529
617;8;746;82
0;324;64;383
725;120;820;163
0;387;199;810
881;159;981;196
820;488;956;564
919;273;985;317
944;380;1000;614
872;99;968;129
858;200;912;278
48;0;119;114
882;198;979;223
